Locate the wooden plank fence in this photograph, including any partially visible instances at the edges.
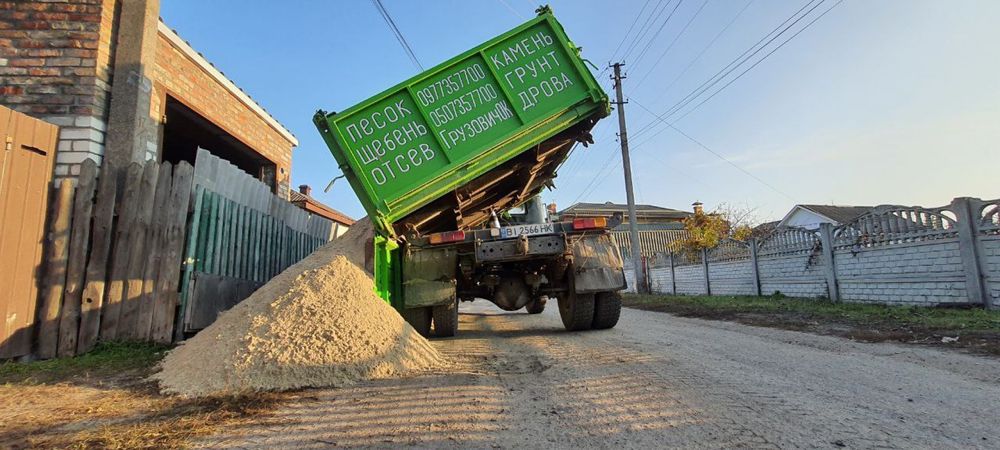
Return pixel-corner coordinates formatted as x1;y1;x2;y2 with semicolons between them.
35;158;194;358
18;148;338;359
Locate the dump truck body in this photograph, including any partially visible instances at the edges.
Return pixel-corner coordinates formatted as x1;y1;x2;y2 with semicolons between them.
315;8;624;335
314;9;609;239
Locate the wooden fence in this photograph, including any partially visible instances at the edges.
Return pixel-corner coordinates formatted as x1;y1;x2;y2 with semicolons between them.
36;158;194;358
0;106;59;359
29;149;338;359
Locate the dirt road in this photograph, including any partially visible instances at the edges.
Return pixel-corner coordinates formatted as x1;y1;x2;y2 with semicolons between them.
199;302;1000;448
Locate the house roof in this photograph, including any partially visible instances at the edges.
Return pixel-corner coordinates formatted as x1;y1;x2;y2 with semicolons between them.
289;189;355;226
776;204;873;228
559;201;691;220
157;20;298;146
798;205;873;224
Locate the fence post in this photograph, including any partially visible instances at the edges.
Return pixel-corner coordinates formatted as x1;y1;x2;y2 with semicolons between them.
701;247;711;296
951;197;991;308
818;223;840;302
749;238;762;296
669;251;676;295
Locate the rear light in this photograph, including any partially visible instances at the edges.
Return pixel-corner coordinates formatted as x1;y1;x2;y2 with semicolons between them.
573;217;607;230
428;230;466;244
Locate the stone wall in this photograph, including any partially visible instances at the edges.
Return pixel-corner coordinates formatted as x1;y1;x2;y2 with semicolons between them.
983;236;1000;305
707;259;755;296
757;253;828;298
834;240;966;305
644;198;1000;309
674;264;703;296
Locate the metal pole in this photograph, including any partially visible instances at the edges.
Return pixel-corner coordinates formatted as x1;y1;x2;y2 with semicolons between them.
611;63;647;293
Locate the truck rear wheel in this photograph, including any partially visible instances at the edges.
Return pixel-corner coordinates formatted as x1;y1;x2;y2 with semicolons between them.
592;291;622;329
432;299;459;337
525;296;546;314
558;292;594;331
401;307;432;337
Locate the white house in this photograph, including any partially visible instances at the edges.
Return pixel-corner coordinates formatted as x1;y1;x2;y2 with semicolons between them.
777;204;872;230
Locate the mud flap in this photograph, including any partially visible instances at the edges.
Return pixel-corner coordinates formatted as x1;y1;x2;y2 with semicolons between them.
403;245;458;308
571;234;626;293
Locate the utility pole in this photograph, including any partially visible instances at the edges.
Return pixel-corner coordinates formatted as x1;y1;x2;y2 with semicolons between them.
611;63;647;293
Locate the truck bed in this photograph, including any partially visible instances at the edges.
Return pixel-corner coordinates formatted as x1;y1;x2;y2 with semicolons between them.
392;115;599;237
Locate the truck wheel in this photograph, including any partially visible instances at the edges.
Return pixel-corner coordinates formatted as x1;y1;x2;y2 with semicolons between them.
592;291;622;329
401;307;432;337
432;299;459;337
558;292;594;331
525;296;546;314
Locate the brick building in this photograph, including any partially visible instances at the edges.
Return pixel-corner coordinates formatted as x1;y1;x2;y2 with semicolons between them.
0;0;297;196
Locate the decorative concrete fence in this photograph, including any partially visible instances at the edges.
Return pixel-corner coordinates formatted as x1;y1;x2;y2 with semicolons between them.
643;197;1000;308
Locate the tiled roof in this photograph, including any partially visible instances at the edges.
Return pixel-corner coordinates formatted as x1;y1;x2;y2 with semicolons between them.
559;201;691;219
798;205;873;224
289;190;355;226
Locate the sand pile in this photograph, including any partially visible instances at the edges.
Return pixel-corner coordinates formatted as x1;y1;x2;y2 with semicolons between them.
153;219;445;397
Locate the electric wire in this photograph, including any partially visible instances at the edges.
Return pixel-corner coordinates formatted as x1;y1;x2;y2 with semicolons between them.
629;0;822;139
371;0;423;70
649;0;825;126
620;0;671;63
630;98;797;202
629;0;686;69
671;0;844;120
633;0;711;88
651;0;755;101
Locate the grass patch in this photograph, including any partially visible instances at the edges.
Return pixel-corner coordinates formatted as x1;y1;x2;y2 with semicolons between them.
624;294;1000;331
0;340;170;384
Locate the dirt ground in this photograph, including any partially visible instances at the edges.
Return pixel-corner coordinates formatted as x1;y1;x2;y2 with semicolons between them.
191;302;1000;449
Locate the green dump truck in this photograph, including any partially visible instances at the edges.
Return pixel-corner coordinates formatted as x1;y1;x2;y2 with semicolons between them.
314;7;625;336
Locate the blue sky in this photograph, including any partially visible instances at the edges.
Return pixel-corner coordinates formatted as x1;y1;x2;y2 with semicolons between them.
160;0;1000;222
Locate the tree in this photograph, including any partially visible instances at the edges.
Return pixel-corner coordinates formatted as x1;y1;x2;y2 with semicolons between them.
671;203;761;257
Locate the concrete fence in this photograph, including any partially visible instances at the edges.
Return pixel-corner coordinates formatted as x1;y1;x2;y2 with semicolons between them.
634;197;1000;308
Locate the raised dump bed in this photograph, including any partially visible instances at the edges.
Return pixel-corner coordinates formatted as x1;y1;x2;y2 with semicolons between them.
314;7;609;239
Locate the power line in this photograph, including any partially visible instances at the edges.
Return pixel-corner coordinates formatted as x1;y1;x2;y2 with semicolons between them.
634;0;711;88
630;98;797;202
652;0;755;100
607;0;653;64
629;0;686;69
495;0;524;19
651;0;825;124
620;0;671;63
371;0;423;71
629;0;822;140
672;0;844;121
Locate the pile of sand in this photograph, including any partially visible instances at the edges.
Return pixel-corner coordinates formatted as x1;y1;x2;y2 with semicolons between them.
153;219;445;397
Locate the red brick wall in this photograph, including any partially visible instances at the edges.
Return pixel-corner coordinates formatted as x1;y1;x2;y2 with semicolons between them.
152;29;294;195
0;0;115;118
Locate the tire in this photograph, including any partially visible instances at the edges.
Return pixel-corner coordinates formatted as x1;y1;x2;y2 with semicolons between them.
432;299;459;337
401;307;432;337
558;292;594;331
525;296;546;314
592;291;622;329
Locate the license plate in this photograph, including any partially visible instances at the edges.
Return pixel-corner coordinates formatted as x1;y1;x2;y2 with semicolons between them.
500;223;555;239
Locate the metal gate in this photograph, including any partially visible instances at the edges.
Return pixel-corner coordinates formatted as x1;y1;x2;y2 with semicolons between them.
0;106;58;359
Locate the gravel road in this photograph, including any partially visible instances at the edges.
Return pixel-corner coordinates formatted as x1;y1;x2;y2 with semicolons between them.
200;302;1000;449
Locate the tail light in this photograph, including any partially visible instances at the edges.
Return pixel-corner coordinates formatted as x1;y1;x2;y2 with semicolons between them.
573;217;607;230
428;230;466;244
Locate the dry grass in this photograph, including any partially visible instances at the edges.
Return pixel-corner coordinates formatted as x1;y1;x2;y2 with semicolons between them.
0;342;287;449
